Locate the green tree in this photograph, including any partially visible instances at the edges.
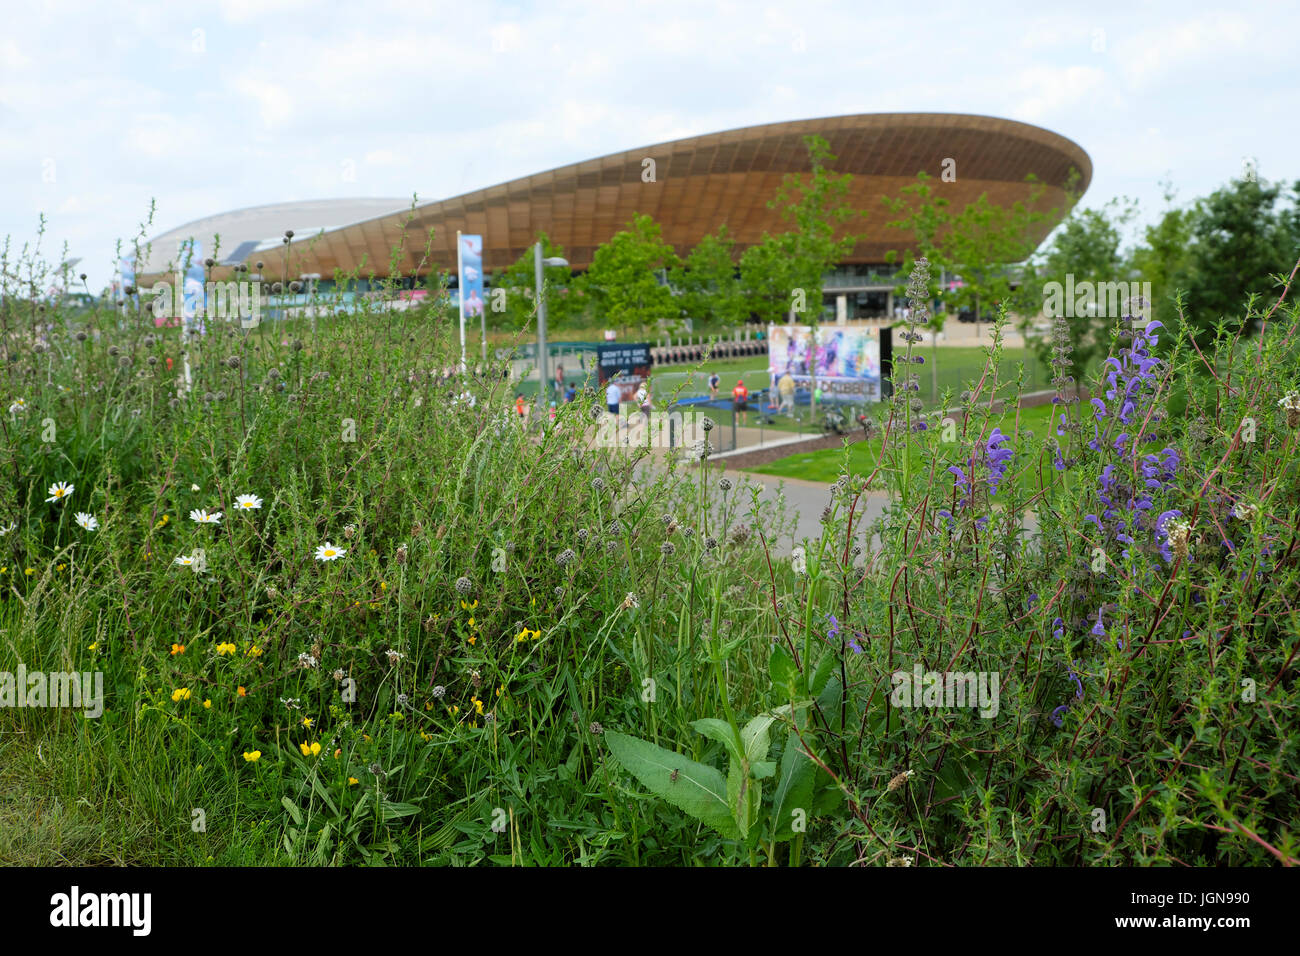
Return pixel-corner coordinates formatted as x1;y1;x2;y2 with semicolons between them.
668;225;748;330
581;214;681;337
487;232;582;332
766;134;860;322
739;232;801;326
1173;176;1299;341
1027;196;1138;384
741;134;859;419
1128;179;1192;327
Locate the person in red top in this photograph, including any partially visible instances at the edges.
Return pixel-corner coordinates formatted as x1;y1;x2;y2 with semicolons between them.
732;378;749;427
515;394;527;421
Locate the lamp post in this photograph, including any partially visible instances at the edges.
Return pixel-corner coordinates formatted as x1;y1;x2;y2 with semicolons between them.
534;242;568;406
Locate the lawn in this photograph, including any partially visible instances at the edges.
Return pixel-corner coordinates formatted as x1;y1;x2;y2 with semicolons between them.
751;403;1058;491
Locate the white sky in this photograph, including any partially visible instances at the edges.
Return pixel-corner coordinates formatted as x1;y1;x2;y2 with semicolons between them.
0;0;1294;290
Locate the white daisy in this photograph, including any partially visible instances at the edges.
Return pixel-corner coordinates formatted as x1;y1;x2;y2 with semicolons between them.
174;555;195;567
234;494;263;510
314;541;346;562
45;481;74;503
190;483;201;492
8;398;27;414
74;512;98;532
189;508;222;525
0;521;15;536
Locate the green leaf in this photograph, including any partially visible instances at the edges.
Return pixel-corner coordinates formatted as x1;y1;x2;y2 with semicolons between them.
281;796;304;827
691;718;744;768
771;724;817;842
606;731;739;840
769;643;800;697
379;802;421;822
741;714;777;766
811;649;837;697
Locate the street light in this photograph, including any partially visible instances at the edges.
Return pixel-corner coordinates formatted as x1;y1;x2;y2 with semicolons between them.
534;242;569;405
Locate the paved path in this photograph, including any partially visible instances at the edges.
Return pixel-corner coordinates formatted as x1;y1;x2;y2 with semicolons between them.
626;455;889;558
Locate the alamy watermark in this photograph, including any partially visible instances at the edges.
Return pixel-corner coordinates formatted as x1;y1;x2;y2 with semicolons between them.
890;664;1000;718
1042;276;1152;319
149;273;262;327
596;409;712;449
0;664;103;717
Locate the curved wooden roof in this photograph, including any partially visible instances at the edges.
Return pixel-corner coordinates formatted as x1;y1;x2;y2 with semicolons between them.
151;113;1090;282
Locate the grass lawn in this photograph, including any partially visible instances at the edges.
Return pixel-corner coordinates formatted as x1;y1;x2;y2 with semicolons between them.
750;402;1060;492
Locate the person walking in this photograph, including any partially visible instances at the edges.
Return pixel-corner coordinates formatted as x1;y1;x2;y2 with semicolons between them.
605;378;622;417
777;371;795;415
708;371;720;400
732;378;749;427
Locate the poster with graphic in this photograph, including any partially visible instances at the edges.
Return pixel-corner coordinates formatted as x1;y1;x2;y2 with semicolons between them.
596;343;652;402
768;325;881;402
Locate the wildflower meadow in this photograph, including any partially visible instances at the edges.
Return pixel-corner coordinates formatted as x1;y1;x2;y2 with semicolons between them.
1;245;1298;868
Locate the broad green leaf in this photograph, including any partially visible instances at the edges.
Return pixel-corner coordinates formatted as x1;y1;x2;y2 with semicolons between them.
380;801;421;822
691;718;744;768
606;731;739;839
741;714;777;766
771;723;817;842
769;643;801;697
811;649;837;697
281;796;304;827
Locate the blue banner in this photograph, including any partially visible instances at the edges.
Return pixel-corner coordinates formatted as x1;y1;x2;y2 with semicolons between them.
178;238;206;332
458;234;484;320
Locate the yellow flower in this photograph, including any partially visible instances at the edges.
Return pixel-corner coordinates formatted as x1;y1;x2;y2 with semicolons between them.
57;563;66;571
171;643;185;655
467;616;476;628
460;599;478;610
467;635;476;646
420;731;432;741
87;641;98;651
299;741;321;757
0;567;7;574
246;644;263;658
348;776;359;785
497;684;504;697
203;699;212;709
237;685;247;697
171;688;192;703
242;750;261;762
362;733;371;743
24;568;34;576
472;696;484;716
301;717;313;729
216;642;236;656
334;748;342;759
516;629;529;643
449;705;459;715
380;581;387;591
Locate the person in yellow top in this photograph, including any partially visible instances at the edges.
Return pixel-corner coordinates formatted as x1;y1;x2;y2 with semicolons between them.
777;371;795;415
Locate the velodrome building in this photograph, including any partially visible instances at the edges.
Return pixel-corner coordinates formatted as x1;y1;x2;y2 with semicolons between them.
134;112;1090;321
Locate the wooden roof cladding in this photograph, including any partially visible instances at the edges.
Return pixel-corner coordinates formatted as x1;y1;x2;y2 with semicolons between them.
249;113;1091;281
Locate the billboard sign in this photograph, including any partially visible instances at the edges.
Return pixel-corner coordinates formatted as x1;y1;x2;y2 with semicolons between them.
768;325;882;402
596;343;652;402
